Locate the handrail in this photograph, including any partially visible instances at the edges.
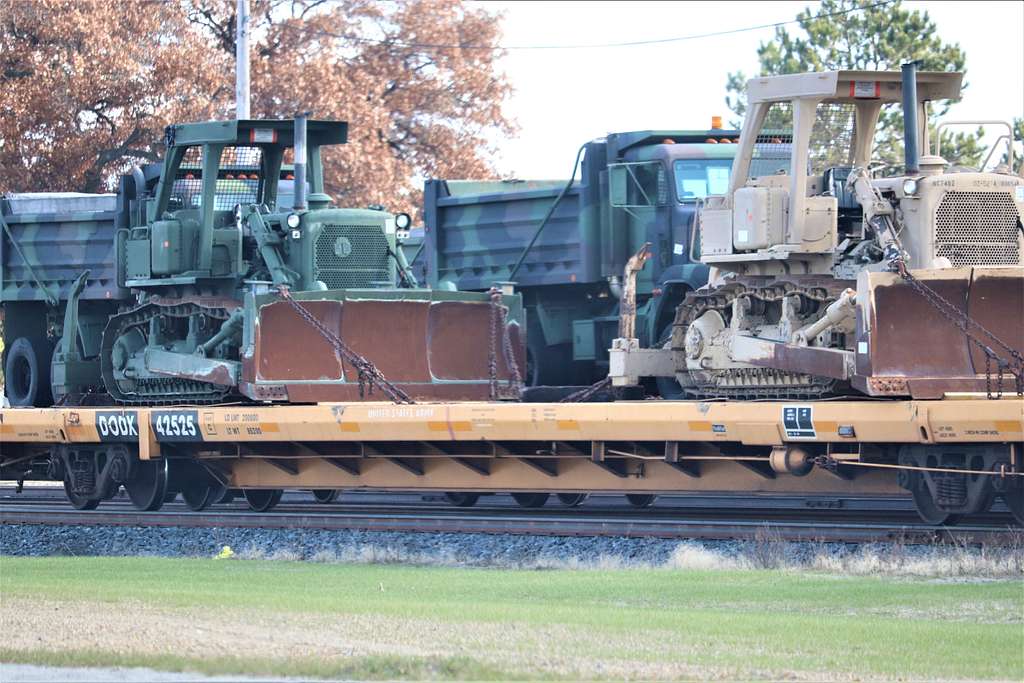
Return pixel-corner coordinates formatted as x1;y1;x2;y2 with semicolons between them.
934;120;1014;171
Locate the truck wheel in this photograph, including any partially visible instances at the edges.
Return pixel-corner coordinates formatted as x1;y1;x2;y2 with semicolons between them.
654;323;685;400
4;337;53;407
526;344;540;386
526;338;573;387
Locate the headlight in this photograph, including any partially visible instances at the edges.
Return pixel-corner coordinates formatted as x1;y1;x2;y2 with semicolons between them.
286;213;301;229
395;212;411;230
902;178;919;196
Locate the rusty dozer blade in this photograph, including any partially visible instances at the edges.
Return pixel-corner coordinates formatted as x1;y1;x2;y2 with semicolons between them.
853;266;1024;398
239;290;525;403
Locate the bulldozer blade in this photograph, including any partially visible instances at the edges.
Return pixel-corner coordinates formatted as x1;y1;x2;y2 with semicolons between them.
240;293;524;402
853;266;1024;398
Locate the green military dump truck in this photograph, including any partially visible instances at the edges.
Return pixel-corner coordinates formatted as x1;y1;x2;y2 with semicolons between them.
422;125;751;390
1;117;524;408
1;192;125;406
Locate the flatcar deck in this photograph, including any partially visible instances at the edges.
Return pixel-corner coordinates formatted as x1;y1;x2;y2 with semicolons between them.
2;398;1020;497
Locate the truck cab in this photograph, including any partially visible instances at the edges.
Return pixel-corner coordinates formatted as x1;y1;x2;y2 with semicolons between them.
605;129;741;297
423;123;742;387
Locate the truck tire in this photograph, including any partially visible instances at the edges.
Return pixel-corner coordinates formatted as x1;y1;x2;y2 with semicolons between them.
526;338;573;387
654;323;685;400
4;336;53;407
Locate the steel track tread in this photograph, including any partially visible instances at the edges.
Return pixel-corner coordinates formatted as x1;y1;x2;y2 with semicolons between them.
670;277;856;399
99;297;234;405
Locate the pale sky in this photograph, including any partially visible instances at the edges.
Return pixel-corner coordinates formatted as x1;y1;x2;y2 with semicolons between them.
484;0;1024;179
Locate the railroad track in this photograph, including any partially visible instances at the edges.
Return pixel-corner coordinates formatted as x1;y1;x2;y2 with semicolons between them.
2;489;1019;544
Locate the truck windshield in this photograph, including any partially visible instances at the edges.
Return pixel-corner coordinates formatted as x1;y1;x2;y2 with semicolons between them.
673;159;732;201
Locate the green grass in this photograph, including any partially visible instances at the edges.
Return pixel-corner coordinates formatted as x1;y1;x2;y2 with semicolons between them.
0;650;519;681
2;556;1022;680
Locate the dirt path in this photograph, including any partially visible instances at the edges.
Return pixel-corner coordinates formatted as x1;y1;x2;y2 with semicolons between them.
0;596;867;681
0;663;314;682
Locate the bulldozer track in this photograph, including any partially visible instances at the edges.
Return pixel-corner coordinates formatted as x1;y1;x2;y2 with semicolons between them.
100;297;236;405
669;276;855;400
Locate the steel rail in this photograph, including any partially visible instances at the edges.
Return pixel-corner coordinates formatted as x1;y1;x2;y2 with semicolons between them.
4;487;920;511
1;487;1017;525
2;503;1018;545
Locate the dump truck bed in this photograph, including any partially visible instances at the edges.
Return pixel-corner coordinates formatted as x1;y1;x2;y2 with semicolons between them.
424;179;593;290
1;192;124;302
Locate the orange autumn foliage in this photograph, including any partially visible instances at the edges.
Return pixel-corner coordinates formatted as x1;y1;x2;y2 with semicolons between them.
0;0;514;218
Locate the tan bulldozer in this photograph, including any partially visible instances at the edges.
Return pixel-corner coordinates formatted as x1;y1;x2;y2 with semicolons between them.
611;64;1023;401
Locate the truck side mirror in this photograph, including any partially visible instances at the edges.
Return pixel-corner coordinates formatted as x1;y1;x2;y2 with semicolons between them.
609;165;628;206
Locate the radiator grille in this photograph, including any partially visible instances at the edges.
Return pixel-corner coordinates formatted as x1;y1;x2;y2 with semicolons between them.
934;191;1021;266
314;224;391;289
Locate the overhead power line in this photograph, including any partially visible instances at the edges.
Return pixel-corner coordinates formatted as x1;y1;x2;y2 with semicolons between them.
309;0;897;51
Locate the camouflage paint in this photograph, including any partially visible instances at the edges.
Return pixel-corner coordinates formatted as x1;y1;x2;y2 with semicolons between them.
423;129;739;384
1;193;127;303
2;119;523;405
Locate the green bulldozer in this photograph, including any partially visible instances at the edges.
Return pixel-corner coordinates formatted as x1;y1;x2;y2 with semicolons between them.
1;116;524;406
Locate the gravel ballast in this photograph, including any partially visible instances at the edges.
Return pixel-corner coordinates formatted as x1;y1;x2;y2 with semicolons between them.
2;523;1022;577
2;523;685;565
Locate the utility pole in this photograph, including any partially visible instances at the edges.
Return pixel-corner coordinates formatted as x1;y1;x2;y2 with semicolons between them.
235;0;250;119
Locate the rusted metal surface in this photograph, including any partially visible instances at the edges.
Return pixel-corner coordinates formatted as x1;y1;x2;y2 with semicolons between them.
739;338;851;380
427;300;523;381
248;297;524;402
256;299;346;381
271;382;500;403
856;268;1024;398
144;348;238;387
964;269;1024;377
618;243;652;340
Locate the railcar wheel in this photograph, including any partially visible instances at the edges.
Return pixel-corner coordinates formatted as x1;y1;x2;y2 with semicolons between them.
312;489;339;504
4;336;53;407
180;485;206;511
244;489;283;512
910;484;960;526
1003;489;1024;526
63;477;99;510
556;493;588;507
625;494;657;508
444;492;480;507
182;478;229;512
125;459;170;512
511;492;549;508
